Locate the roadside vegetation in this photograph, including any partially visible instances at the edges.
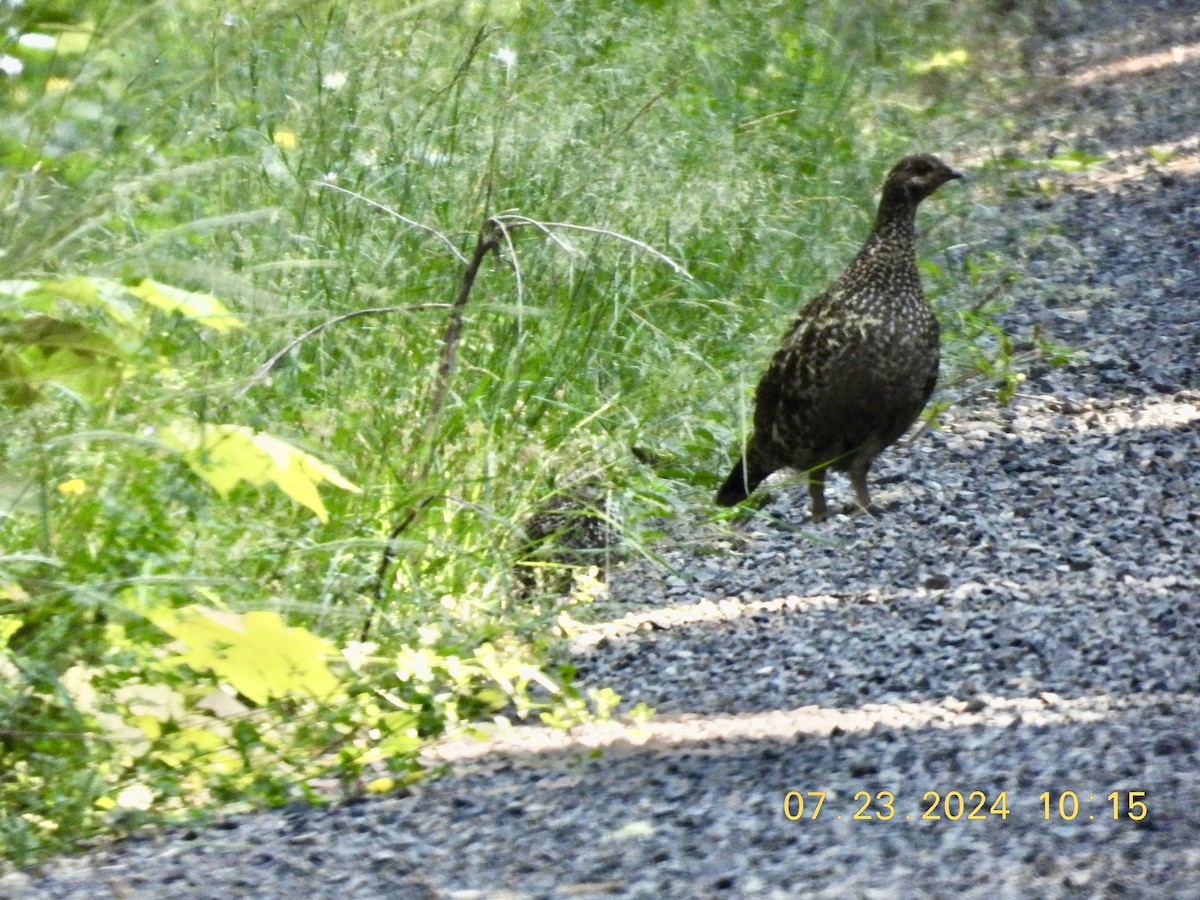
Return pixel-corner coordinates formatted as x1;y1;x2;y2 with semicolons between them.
0;0;1029;864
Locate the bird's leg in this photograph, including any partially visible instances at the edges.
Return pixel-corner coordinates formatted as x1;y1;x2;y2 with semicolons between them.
848;466;877;517
808;473;828;523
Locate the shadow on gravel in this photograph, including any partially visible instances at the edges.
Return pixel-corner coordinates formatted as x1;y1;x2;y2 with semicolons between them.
411;689;1200;895
1018;0;1200;148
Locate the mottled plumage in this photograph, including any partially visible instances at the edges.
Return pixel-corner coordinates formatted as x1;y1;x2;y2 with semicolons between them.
516;472;620;597
716;154;962;520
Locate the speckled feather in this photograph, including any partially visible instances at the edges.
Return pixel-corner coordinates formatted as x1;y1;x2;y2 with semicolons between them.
717;154;961;520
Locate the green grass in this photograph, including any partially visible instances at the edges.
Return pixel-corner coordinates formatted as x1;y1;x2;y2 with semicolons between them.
0;0;1020;864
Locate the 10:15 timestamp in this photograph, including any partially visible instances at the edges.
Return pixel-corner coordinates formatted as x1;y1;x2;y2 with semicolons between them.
1040;791;1147;821
783;790;1148;822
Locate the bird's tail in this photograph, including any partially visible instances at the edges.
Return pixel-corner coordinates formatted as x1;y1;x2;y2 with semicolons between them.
715;455;769;506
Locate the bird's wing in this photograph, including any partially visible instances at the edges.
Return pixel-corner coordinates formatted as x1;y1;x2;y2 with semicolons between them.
751;290;834;437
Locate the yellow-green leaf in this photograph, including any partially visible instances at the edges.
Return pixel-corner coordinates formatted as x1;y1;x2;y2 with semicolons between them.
126;279;244;332
0;315;127;406
152;605;340;705
908;48;969;74
1147;146;1176;165
1045;149;1106;171
1;277;138;326
158;420;361;522
0;616;21;648
52;21;94;56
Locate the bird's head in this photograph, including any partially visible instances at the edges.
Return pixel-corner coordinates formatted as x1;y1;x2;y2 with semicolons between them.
881;154;963;207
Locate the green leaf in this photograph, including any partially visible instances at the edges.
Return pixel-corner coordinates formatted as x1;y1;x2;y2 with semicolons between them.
1;276;243;333
157;420;361;522
126;280;244;332
52;21;95;56
1147;146;1176;165
0;278;138;326
908;48;969;74
151;605;340;705
0;315;127;406
1045;149;1106;171
0;616;22;649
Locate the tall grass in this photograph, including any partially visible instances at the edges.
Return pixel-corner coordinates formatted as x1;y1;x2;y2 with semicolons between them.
0;0;995;861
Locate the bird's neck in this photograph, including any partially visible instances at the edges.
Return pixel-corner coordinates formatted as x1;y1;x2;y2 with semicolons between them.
855;205;918;266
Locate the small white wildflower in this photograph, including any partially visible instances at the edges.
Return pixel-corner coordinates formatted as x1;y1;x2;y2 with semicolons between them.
114;783;154;811
491;46;517;75
342;641;377;672
321;70;347;91
0;54;21;77
18;32;55;51
323;171;338;183
222;13;237;27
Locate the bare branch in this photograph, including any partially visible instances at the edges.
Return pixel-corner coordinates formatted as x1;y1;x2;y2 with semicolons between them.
492;208;576;255
736;108;798;131
370;495;434;613
230;304;451;402
421;220;502;449
315;182;470;265
489;216;525;313
493;214;693;279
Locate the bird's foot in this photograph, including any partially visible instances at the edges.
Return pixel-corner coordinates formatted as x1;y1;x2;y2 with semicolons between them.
840;500;884;519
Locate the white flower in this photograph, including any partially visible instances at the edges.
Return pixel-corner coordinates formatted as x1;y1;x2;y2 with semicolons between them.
321;71;347;91
114;783;154;811
18;32;55;51
491;46;517;75
0;54;21;77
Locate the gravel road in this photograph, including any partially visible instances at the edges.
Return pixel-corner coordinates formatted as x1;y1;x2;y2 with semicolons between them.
11;1;1199;897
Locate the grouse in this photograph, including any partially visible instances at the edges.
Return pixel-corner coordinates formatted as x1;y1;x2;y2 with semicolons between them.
716;154;962;521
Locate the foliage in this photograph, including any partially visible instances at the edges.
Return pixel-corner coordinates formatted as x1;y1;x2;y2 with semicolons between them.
0;0;1031;866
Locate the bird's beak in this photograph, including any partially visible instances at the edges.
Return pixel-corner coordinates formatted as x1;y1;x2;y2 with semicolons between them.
948;168;965;180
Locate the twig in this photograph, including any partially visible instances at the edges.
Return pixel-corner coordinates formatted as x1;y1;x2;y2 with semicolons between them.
489;215;525;312
414;26;492;128
737;108;799;131
229;304;450;403
966;270;1018;313
493;214;693;279
314;182;470;265
369;220;503;615
370;496;433;610
0;729;92;740
421;219;503;450
369;223;502;619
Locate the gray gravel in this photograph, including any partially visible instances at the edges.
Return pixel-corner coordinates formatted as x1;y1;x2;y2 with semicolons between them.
11;1;1200;897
